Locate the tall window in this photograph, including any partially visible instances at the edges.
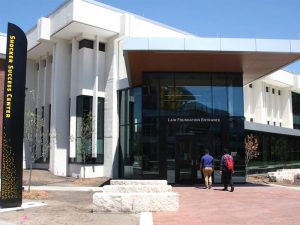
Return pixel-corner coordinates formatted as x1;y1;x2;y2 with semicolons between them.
119;89;142;178
292;92;300;130
72;95;104;164
97;97;104;163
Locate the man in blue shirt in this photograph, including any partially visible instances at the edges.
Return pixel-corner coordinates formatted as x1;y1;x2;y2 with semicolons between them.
200;149;214;189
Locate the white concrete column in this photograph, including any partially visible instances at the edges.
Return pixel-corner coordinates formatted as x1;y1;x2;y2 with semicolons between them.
49;40;71;176
104;38;119;178
69;38;78;158
49;47;56;173
43;54;51;161
252;81;265;124
281;89;293;128
36;58;43;158
36;58;41;108
92;36;99;158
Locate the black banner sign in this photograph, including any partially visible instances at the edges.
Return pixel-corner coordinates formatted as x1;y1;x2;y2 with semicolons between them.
1;23;27;208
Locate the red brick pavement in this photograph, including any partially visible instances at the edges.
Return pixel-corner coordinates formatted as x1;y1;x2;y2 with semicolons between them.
153;185;300;225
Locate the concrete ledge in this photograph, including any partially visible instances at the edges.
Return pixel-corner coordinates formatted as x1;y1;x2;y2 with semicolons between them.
93;192;179;212
110;180;167;185
100;185;172;193
268;169;300;183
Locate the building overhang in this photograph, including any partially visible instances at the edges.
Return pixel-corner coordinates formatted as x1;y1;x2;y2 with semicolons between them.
123;37;300;86
245;121;300;137
27;21;118;60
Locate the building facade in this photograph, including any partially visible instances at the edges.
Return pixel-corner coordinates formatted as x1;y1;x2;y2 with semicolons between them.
1;0;300;183
244;70;300;173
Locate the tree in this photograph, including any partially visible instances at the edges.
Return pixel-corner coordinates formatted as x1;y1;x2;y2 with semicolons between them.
76;112;94;179
245;134;259;176
23;109;47;191
23;90;50;191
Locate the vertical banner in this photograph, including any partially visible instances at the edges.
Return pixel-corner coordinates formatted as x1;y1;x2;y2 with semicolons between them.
1;23;27;208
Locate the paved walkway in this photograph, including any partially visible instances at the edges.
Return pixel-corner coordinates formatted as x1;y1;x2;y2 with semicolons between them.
153;184;300;225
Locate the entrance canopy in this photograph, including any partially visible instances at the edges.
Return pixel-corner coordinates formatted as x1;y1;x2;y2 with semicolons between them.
123;37;300;86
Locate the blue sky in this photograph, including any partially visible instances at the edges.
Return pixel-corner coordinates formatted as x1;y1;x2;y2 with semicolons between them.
1;0;300;73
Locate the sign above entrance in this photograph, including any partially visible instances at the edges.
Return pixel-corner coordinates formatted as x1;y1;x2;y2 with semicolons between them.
167;117;221;123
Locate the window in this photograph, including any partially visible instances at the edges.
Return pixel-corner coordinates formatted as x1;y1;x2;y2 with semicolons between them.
79;39;94;49
249;84;252;88
267;121;270;125
99;43;105;52
250;118;254;122
273;122;276;126
97;98;104;164
278;90;281;96
292;92;300;130
78;39;106;52
71;95;104;164
266;87;269;92
280;122;282;127
272;88;275;94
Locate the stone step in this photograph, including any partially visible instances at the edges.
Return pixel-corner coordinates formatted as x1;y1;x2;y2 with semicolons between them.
100;185;172;193
268;169;300;183
110;180;167;186
93;192;179;213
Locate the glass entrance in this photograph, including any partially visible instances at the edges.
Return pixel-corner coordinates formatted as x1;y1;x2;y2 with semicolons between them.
169;122;213;184
119;72;246;183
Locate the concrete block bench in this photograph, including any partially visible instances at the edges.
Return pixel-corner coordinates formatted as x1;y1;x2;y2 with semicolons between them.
93;192;179;213
99;185;172;193
93;179;179;212
110;180;167;185
268;169;300;183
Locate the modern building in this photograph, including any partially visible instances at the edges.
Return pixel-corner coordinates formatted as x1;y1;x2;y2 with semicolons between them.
244;70;300;173
1;0;300;184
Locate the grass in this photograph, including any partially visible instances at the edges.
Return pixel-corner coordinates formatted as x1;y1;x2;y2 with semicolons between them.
23;190;49;200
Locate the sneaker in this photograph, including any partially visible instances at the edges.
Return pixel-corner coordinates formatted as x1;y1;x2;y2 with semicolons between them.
230;186;234;192
209;185;212;189
222;188;228;191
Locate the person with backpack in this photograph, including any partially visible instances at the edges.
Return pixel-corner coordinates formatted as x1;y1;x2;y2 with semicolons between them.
200;149;214;189
220;148;234;192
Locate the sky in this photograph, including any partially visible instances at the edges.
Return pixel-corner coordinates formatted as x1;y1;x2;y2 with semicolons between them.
1;0;300;73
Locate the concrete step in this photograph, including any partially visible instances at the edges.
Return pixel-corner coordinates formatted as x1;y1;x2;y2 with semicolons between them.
100;185;172;193
110;180;167;186
93;192;179;213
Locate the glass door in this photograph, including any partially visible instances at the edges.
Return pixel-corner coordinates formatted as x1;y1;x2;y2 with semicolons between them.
175;135;198;184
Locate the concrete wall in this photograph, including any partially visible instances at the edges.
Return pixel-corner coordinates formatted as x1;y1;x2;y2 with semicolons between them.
103;36;119;178
244;70;299;129
73;0;122;33
50;40;71;176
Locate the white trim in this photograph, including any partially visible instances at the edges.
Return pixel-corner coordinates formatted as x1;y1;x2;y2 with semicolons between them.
245;121;300;136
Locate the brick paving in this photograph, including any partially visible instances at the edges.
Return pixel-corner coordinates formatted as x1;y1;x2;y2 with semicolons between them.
153;184;300;225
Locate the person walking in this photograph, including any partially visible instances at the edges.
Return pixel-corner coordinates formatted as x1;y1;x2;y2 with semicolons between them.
200;149;214;189
220;148;234;192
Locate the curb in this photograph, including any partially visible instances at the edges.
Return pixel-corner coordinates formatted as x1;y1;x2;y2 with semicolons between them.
23;186;102;192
